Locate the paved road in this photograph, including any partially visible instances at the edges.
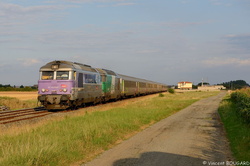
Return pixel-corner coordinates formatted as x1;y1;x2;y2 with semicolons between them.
83;91;233;166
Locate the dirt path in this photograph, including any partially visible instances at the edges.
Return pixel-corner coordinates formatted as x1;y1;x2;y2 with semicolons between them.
83;91;233;166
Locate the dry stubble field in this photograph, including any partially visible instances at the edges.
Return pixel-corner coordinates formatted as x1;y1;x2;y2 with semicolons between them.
0;91;38;100
0;91;38;110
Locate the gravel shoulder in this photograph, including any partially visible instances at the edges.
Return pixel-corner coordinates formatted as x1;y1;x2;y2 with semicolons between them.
83;91;233;166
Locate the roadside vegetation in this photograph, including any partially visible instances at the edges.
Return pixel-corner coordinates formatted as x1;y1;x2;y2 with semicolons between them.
168;88;175;94
218;88;250;161
230;89;250;123
0;91;219;166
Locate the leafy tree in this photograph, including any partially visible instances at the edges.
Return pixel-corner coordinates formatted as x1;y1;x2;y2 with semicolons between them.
197;82;210;86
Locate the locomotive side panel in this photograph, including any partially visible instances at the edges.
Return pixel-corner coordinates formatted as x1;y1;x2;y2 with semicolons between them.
74;72;102;104
100;69;122;100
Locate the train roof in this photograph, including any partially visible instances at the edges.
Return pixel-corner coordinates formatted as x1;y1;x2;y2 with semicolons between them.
101;69;117;76
40;60;97;72
95;68;107;75
118;74;166;85
40;60;167;86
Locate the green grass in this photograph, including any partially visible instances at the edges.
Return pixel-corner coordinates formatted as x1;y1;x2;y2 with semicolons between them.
0;91;219;166
218;96;250;161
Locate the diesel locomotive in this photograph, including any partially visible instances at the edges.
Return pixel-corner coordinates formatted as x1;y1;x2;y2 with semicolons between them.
38;60;168;110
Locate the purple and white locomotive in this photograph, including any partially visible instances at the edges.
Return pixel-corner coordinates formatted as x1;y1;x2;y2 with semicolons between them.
38;61;102;109
38;60;168;110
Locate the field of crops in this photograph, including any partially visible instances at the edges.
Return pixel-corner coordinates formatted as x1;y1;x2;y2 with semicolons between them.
0;92;38;110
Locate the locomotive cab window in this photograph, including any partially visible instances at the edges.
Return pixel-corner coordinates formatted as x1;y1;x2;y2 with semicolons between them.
56;71;69;80
41;71;54;80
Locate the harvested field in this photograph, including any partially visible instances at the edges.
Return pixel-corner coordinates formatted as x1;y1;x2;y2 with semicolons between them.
0;91;38;100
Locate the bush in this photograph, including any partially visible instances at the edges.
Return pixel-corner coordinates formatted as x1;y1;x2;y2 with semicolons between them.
158;93;164;97
168;88;175;94
230;89;250;123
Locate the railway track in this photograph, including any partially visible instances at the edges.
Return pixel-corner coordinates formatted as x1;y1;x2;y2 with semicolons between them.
0;107;53;124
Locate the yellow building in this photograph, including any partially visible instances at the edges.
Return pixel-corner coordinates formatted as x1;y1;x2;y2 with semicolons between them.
178;81;192;90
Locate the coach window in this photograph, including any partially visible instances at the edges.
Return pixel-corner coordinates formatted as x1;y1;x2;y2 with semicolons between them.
41;71;54;80
85;74;96;83
56;71;69;80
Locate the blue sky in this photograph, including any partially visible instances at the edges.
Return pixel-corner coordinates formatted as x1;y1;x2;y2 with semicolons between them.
0;0;250;86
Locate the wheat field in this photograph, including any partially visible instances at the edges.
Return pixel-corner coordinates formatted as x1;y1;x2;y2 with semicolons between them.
0;91;38;100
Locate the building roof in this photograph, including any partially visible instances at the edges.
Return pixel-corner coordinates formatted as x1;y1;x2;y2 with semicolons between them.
178;81;192;83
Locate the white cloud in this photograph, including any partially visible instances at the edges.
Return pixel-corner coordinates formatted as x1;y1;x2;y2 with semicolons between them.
85;0;130;2
113;2;135;6
209;0;232;6
202;57;250;67
126;20;214;30
18;58;41;67
222;33;250;55
0;2;70;27
61;0;134;4
0;2;63;16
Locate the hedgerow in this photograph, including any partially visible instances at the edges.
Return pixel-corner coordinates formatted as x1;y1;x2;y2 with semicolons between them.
0;87;37;91
230;89;250;123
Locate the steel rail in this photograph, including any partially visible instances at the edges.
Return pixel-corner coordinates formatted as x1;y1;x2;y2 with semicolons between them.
0;109;35;117
0;107;51;125
0;110;50;121
0;112;53;124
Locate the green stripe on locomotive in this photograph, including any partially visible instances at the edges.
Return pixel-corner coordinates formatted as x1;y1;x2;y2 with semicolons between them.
102;75;112;93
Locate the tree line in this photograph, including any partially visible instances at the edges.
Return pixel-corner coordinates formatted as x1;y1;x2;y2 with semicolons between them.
0;84;37;91
191;80;249;90
220;80;249;90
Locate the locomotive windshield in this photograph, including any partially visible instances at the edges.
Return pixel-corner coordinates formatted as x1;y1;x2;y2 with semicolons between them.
41;71;54;80
41;71;70;80
56;71;69;80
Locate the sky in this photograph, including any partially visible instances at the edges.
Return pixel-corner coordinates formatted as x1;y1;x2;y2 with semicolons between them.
0;0;250;86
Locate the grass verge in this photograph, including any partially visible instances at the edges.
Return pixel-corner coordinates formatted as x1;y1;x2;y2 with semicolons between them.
0;91;219;166
218;96;250;161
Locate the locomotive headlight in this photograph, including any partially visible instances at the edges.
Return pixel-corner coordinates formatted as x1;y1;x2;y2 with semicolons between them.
41;89;49;93
51;64;59;70
63;88;67;92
